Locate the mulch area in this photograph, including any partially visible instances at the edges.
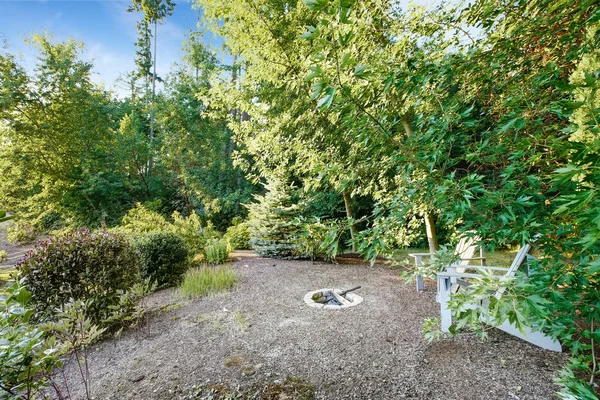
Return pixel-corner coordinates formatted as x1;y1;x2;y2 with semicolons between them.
59;251;566;399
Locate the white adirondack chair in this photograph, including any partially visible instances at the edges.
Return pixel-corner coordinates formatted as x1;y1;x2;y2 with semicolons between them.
437;244;562;352
409;233;486;292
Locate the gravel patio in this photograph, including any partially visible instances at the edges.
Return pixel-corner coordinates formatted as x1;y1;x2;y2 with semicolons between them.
62;251;566;399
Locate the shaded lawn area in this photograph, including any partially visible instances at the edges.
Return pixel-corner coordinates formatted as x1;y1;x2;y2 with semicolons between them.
58;251;566;400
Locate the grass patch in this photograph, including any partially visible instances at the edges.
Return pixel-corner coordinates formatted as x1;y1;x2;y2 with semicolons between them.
393;247;518;268
231;310;249;332
179;265;236;299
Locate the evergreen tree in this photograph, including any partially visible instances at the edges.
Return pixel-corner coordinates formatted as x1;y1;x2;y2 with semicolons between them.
246;179;302;259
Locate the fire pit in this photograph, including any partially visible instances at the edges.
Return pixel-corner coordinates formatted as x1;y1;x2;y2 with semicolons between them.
303;286;363;310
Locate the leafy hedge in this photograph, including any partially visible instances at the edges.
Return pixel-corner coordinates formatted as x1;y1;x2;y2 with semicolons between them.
135;232;190;288
17;229;139;326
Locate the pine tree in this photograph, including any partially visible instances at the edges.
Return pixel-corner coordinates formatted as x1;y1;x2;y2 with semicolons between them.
246;179;302;259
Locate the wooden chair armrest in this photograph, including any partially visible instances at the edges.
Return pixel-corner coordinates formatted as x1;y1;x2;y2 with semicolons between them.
438;271;485;279
449;264;508;272
461;266;509;272
408;252;434;258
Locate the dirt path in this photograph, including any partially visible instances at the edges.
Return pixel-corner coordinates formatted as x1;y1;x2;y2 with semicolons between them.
61;252;566;399
0;221;33;269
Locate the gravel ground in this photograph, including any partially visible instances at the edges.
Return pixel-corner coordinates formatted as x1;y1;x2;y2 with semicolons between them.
60;251;566;400
0;221;33;269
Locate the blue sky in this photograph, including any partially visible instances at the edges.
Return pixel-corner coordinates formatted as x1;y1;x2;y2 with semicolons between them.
0;0;437;97
0;0;224;97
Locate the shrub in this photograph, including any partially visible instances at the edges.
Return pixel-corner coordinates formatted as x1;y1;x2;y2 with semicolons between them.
17;229;140;326
136;232;190;288
6;220;38;244
0;279;62;398
171;211;219;255
293;217;344;261
224;217;251;250
178;266;236;299
118;204;219;256
203;239;229;265
118;203;170;235
0;250;7;262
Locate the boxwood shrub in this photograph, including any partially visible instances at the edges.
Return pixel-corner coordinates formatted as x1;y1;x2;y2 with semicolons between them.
17;229;140;326
135;233;190;288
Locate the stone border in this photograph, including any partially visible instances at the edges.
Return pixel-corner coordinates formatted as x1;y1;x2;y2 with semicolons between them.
303;288;363;310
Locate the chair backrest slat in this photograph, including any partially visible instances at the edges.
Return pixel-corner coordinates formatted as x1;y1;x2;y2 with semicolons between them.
494;244;532;299
456;233;482;272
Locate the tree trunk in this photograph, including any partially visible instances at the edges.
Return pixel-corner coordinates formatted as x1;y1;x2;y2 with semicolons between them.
148;19;158;177
424;212;438;253
343;191;358;252
402;112;439;253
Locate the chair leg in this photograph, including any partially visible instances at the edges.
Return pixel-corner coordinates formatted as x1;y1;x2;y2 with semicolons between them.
414;255;425;292
438;276;452;332
416;275;424;291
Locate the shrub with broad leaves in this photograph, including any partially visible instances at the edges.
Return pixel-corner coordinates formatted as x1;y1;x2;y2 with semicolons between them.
17;229;140;326
0;279;61;399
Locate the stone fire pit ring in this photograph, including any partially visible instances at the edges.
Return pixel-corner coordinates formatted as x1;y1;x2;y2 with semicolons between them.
303;288;363;310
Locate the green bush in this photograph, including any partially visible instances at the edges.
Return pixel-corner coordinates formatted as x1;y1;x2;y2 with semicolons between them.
136;233;190;288
118;204;219;256
6;220;38;244
0;250;7;262
203;239;229;265
117;203;170;235
293;217;344;261
172;211;219;255
0;280;62;398
17;229;140;326
178;266;236;299
224;217;251;250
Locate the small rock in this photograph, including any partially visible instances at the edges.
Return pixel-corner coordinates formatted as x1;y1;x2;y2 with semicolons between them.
128;375;145;383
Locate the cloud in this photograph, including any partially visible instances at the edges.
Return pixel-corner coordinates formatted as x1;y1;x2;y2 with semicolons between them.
85;41;136;97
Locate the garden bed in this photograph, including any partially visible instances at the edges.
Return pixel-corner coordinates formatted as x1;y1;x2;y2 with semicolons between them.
60;251;566;399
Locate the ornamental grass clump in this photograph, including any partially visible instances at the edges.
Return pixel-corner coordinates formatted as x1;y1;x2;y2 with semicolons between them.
203;239;229;265
178;266;236;299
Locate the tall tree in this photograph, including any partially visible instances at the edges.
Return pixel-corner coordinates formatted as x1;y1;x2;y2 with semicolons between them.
128;0;176;175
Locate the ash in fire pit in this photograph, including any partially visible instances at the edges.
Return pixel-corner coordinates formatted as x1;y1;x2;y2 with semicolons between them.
303;286;363;310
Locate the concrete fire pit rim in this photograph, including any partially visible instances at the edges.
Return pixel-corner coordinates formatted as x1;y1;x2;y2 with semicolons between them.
303;288;363;310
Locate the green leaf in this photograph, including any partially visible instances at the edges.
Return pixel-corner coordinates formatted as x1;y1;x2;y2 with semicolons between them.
304;0;329;11
299;25;320;40
306;65;323;81
354;64;370;78
317;87;336;109
498;117;526;134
